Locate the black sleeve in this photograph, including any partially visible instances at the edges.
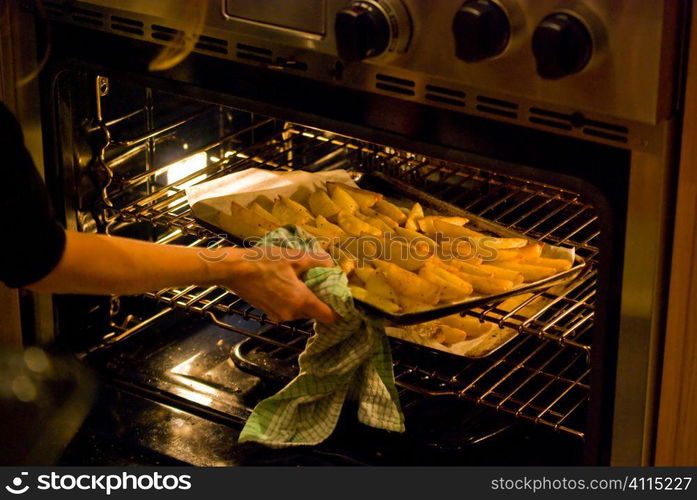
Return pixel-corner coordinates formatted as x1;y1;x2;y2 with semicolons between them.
0;102;66;288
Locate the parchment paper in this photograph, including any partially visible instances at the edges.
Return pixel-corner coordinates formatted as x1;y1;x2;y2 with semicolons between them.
185;168;356;230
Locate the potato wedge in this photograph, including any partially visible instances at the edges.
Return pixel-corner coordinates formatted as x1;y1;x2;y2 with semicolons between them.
300;224;337;250
404;217;420;231
349;285;401;313
373;211;399;229
336;248;357;275
433;220;527;250
337;210;382;237
377;212;399;229
436;216;469;226
373;260;441;304
365;271;399;302
403;202;424;231
308;189;341;218
444;266;515;295
271;195;313;225
416;217;436;234
484;248;521;261
423;264;474;297
491;261;558;282
433;219;484;239
331;185;360;213
438;314;494;338
417;216;469;234
219;201;279;239
395;295;433;313
360;208;398;229
463;274;515;295
523;257;572;273
470;236;529;250
418;267;472;301
374;199;407;223
437;239;479;262
300;223;338;239
338;234;380;262
353;210;392;233
437;325;467;345
326;182;382;209
518;243;543;260
393;226;438;251
249;202;281;225
440;258;493;278
478;264;525;284
407;202;424;220
374;238;427;271
448;254;484;266
315;215;346;237
354;264;377;284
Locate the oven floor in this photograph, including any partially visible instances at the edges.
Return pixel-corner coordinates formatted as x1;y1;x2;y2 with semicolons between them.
69;310;584;465
60;383;583;466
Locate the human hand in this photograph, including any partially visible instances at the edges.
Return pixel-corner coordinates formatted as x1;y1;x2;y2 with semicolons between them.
221;245;340;324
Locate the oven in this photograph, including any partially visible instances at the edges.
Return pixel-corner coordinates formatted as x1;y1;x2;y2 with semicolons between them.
9;0;686;465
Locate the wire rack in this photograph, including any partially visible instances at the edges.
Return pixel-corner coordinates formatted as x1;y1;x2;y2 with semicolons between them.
134;266;589;438
96;101;598;439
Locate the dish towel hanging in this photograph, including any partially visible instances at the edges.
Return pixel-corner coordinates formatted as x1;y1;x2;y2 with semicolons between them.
238;226;405;447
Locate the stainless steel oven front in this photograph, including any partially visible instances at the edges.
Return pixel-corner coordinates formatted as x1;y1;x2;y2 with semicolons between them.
24;0;686;465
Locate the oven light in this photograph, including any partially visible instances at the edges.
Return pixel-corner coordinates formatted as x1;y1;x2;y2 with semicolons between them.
180;174;208;188
223;150;249;160
161;151;208;185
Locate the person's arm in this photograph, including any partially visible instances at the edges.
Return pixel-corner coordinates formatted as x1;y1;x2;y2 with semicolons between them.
27;230;338;324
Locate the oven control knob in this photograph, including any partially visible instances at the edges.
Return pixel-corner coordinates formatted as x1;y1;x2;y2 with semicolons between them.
335;1;411;63
453;0;510;62
532;12;593;79
335;2;390;62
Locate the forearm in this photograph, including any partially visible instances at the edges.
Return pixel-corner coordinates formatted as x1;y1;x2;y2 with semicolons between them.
27;230;244;295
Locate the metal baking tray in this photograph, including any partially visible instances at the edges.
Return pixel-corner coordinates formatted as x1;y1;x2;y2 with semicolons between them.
349;171;586;325
191;168;585;326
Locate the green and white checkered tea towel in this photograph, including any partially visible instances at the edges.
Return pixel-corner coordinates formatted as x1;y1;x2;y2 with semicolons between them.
238;226;405;447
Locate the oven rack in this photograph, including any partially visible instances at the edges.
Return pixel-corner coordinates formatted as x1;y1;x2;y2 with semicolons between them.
107;124;597;352
134;277;588;439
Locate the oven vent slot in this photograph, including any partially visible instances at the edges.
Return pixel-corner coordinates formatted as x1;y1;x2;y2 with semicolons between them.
425;85;465;107
195;35;229;55
375;74;415;96
70;6;103;27
475;95;518;119
236;43;273;64
44;1;65;17
529;116;572;131
151;24;181;42
530;108;628;143
110;15;144;36
582;128;628;143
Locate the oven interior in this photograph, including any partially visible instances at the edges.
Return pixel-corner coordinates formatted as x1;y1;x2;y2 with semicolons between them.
47;70;612;464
